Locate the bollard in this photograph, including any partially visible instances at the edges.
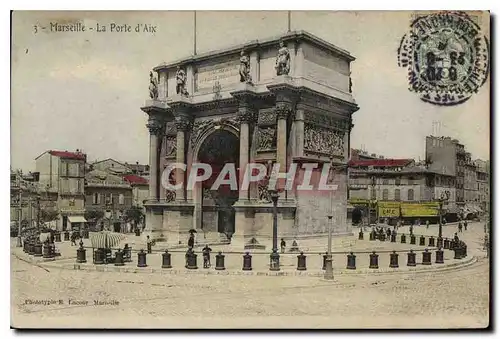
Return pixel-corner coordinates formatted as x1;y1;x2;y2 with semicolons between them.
28;240;35;255
369;251;379;269
389;251;399;268
358;230;364;240
346;252;356;270
94;248;105;265
407;250;416;267
435;248;444;264
297;252;307;271
34;241;43;257
162;250;172;269
422;249;431;265
123;246;132;263
453;246;462;259
391;233;396;243
437;237;443;249
242;252;252;271
419;235;425;246
401;234;406;244
444;238;450;250
137;249;147;268
269;250;280;271
64;231;70;241
54;232;61;243
369;230;375;241
186;251;198;269
114;249;125;266
428;236;435;247
76;244;87;263
410;234;416;245
215;251;225;270
322;252;328;270
43;242;52;258
49;243;56;258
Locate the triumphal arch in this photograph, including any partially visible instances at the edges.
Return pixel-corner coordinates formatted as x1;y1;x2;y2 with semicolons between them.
141;31;359;246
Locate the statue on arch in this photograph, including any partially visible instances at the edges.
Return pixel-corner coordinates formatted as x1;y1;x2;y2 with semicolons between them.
239;49;252;84
175;66;189;97
149;71;158;100
275;40;290;76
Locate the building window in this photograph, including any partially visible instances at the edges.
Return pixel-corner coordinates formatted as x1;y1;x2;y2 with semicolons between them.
119;194;124;205
382;189;389;200
395;189;401;201
371;188;376;200
395;178;401;186
408;189;414;201
382;179;389;185
93;193;98;204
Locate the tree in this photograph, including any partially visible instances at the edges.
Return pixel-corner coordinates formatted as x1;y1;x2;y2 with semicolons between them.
84;210;105;222
123;206;144;229
40;209;59;223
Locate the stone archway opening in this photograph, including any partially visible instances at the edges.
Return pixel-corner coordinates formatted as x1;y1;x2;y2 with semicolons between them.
197;129;240;238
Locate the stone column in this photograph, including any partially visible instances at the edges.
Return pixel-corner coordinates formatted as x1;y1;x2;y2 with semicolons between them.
231;89;258;202
146;119;163;200
238;109;256;201
295;107;305;158
174;116;190;202
275;104;291;179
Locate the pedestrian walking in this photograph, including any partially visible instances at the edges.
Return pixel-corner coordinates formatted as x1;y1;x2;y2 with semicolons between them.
146;235;152;254
426;220;430;229
280;238;286;253
458;221;463;233
202;245;212;268
188;233;195;249
70;231;77;246
464;220;468;231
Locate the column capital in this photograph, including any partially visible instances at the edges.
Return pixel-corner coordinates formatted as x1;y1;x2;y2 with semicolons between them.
275;103;293;120
231;87;259;125
146;119;164;136
174;116;192;132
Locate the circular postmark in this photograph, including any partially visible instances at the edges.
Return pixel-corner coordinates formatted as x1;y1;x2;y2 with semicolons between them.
398;11;489;106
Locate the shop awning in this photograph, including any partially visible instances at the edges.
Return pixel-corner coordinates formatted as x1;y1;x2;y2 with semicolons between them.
68;216;87;223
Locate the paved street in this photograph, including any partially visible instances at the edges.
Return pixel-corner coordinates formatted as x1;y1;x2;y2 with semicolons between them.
11;221;489;329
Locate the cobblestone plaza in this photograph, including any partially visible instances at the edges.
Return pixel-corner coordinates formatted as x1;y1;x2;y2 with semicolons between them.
11;221;490;329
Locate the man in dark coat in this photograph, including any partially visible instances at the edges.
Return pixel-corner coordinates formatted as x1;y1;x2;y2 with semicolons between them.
188;234;195;249
202;245;212;268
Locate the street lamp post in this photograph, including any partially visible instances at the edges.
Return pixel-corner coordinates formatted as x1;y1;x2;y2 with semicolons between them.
437;192;448;247
16;188;23;247
370;176;379;226
324;156;335;280
36;194;41;234
269;189;280;271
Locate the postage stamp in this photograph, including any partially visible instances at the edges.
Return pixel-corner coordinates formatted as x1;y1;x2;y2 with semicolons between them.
397;11;490;106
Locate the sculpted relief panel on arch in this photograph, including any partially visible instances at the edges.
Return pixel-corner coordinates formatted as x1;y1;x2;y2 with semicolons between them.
304;124;344;156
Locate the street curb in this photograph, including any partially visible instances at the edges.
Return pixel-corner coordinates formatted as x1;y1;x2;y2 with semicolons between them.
37;256;477;277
